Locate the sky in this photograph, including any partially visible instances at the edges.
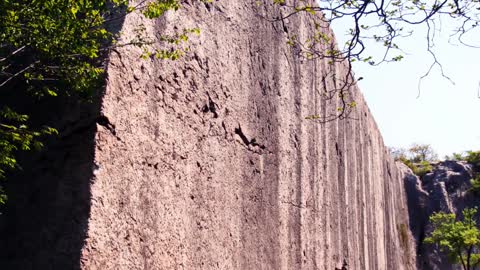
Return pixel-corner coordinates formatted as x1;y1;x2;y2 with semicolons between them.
330;17;480;158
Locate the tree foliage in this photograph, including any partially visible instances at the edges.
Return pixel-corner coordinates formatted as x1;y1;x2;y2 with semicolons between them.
408;143;438;163
425;208;480;270
0;107;57;178
0;0;202;204
389;143;437;177
470;176;480;195
0;0;194;96
448;151;480;169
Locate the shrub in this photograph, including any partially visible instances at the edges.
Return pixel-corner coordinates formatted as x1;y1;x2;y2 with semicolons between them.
391;144;437;177
412;161;433;177
408;143;438;163
400;157;432;178
465;151;480;170
398;223;410;255
445;150;480;169
470;176;480;195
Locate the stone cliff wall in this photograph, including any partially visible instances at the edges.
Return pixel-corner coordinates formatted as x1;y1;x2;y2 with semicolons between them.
402;161;478;270
0;1;416;269
82;1;416;269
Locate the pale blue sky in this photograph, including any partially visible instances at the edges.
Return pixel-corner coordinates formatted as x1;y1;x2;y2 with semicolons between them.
331;19;480;158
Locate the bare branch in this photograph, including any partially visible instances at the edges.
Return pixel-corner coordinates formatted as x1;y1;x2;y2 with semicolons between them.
0;61;38;88
0;45;26;63
417;19;455;98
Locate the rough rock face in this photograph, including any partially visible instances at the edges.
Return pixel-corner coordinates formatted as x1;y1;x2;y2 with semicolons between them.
402;161;476;270
0;1;416;269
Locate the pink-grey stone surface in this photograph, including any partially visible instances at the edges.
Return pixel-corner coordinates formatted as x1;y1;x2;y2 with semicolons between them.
81;1;416;269
0;1;417;269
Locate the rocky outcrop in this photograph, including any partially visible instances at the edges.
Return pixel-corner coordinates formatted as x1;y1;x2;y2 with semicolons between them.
0;1;416;269
402;161;476;270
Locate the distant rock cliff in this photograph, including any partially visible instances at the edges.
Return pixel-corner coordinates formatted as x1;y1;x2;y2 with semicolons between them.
0;1;416;269
402;160;478;270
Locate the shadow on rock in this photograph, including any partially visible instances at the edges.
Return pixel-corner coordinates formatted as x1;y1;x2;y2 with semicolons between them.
0;10;126;270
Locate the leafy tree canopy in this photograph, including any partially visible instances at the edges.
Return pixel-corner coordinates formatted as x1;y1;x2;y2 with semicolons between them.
425;208;480;270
